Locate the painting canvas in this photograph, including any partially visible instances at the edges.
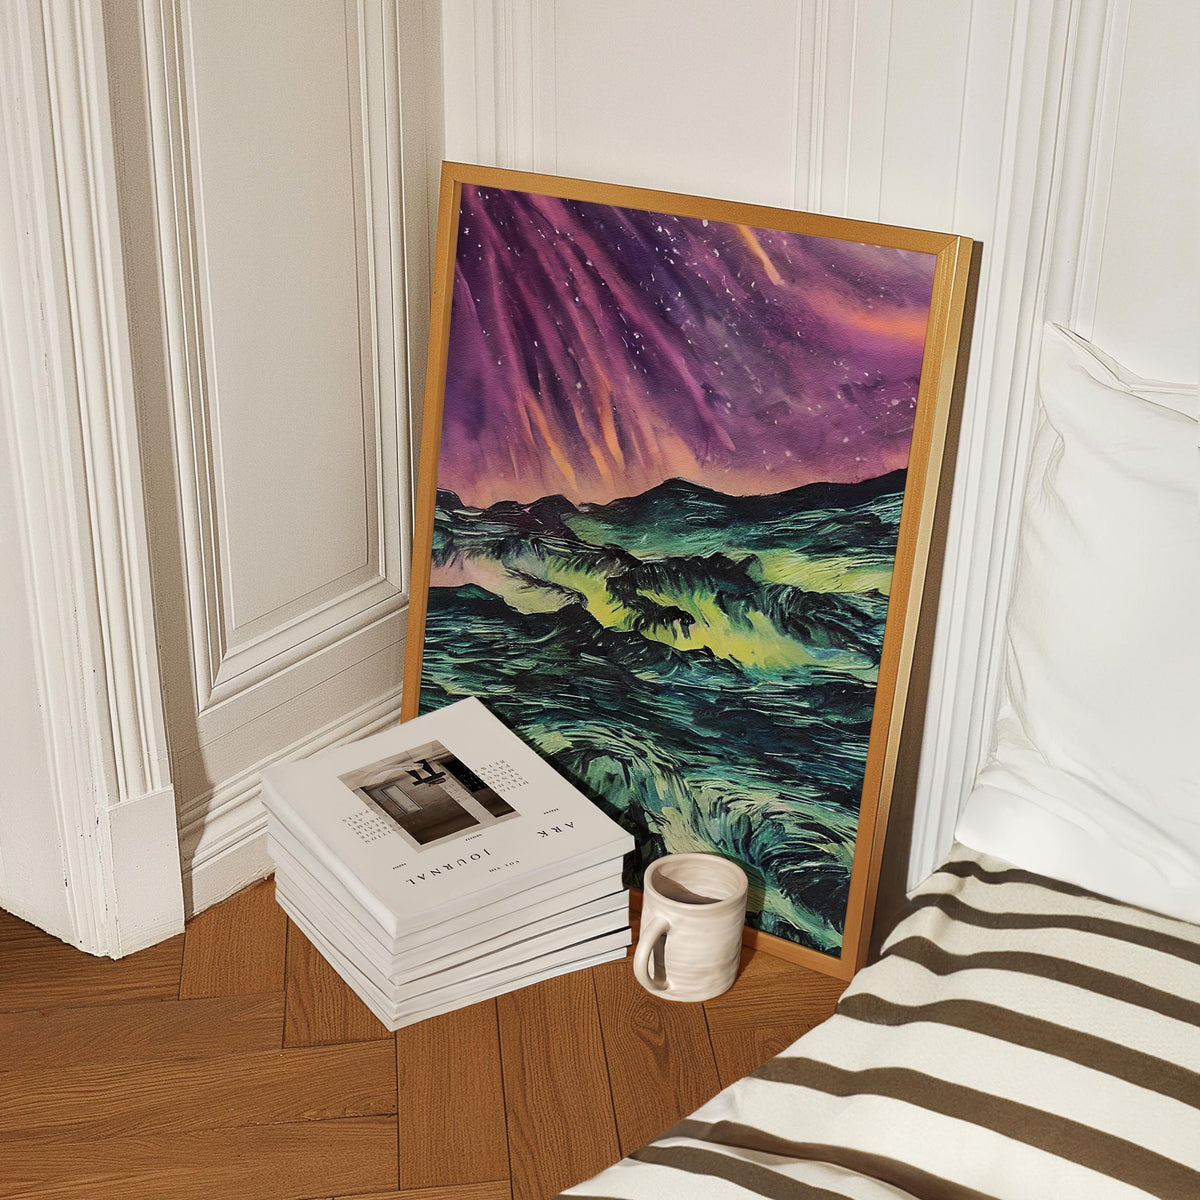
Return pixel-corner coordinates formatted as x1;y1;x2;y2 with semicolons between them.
404;164;973;976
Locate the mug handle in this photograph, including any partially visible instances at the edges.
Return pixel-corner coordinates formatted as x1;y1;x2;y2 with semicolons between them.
632;913;671;993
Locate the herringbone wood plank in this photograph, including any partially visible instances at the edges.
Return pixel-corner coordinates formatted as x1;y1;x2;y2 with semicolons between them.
179;876;288;998
0;1118;399;1200
283;918;391;1046
592;955;722;1155
703;943;846;1032
329;1185;511;1200
0;878;842;1199
703;945;846;1088
0;910;184;1013
0;992;284;1071
395;997;508;1190
708;1021;817;1089
0;1040;396;1140
497;970;621;1200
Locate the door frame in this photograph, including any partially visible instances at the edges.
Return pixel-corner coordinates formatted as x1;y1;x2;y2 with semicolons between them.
0;0;183;957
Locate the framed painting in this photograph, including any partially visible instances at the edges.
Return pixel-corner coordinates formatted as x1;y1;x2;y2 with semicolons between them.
402;162;973;979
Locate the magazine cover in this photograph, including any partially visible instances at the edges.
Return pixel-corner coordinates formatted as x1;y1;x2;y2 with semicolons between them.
260;697;633;934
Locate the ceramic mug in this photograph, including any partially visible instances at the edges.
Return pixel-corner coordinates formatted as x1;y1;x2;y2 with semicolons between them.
632;853;748;1002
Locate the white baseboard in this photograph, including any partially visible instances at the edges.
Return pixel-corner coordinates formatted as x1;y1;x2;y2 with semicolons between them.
186;822;275;919
182;689;406;919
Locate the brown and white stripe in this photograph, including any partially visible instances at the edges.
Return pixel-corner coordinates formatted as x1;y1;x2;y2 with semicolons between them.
559;845;1200;1200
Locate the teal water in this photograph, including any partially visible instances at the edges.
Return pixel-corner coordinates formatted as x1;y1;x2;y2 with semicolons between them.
419;473;904;954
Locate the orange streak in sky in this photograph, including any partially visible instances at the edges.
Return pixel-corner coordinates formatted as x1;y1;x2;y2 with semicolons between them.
510;384;538;484
737;225;784;286
740;223;929;345
520;388;579;495
590;362;626;472
572;402;615;488
831;301;930;344
560;356;619;488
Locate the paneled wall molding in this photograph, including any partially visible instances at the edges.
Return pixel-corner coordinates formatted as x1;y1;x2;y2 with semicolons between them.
173;601;409;833
139;0;409;718
445;0;554;172
839;0;894;224
489;0;535;169
206;577;402;705
1051;0;1131;337
0;0;183;955
392;0;444;490
138;0;222;711
360;0;414;577
790;0;860;217
908;0;1121;885
126;0;437;918
808;0;859;217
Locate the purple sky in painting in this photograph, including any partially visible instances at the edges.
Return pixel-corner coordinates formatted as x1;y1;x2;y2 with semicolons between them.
439;185;937;508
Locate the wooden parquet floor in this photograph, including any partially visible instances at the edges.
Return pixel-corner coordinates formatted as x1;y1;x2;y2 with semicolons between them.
0;879;846;1200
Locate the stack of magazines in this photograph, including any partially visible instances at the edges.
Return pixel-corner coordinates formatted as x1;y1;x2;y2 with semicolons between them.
259;697;634;1030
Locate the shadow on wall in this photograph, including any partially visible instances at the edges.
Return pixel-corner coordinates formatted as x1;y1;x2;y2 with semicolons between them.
870;239;983;960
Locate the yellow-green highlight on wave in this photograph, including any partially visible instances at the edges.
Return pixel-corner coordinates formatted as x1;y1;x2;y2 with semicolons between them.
752;549;893;596
541;559;632;629
439;548;879;681
639;590;877;679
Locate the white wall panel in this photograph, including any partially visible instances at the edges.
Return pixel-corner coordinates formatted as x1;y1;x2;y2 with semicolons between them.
874;1;972;231
951;1;1021;239
841;0;893;221
1;0;184;954
906;0;1073;889
141;0;401;716
0;46;70;937
185;0;374;630
500;0;805;206
553;0;801;203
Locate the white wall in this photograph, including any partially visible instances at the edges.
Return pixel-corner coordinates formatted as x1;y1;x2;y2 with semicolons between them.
0;0;186;956
439;0;1199;896
2;0;1193;953
0;64;70;939
0;364;72;942
1074;0;1198;382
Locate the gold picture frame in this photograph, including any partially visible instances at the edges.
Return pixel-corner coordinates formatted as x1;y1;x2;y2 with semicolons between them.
403;162;973;979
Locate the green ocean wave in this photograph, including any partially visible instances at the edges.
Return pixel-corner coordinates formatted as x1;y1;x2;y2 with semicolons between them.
420;473;904;953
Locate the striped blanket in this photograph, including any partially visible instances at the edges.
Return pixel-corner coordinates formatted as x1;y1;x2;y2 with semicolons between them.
560;845;1200;1200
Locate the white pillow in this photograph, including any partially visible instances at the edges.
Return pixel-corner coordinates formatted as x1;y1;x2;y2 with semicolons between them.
957;323;1200;921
